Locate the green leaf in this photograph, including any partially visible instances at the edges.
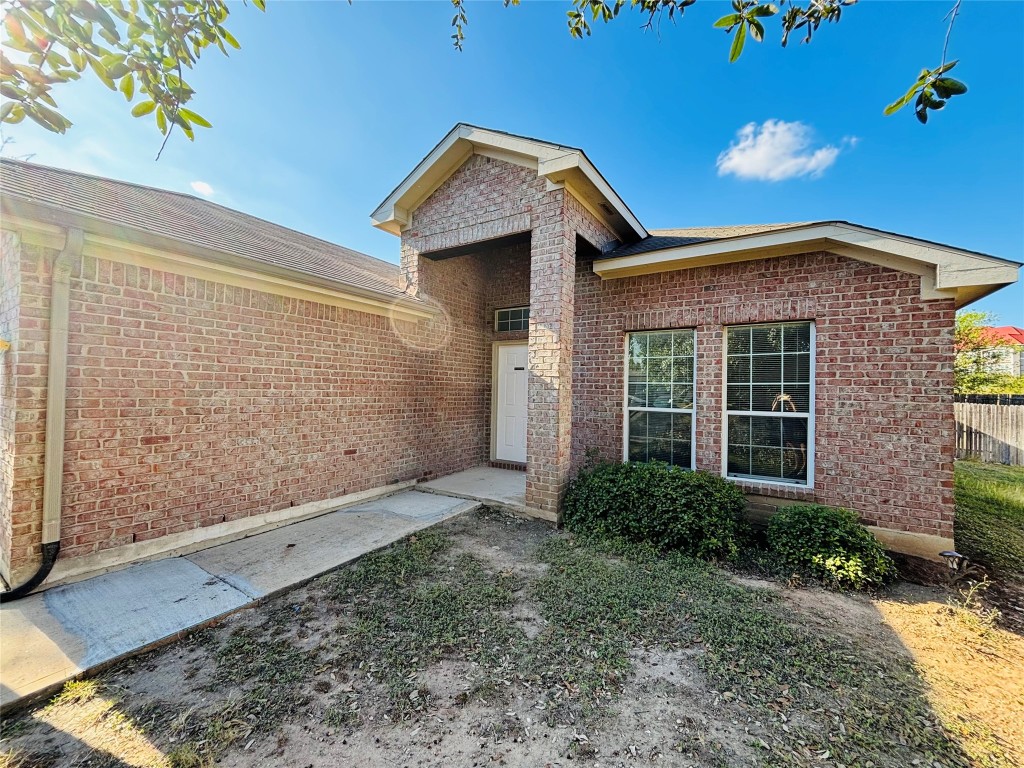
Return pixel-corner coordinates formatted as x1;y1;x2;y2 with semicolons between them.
105;62;130;79
934;77;967;97
750;4;779;17
713;13;741;28
749;18;764;43
728;20;746;62
884;81;925;116
0;84;26;101
178;107;211;128
3;104;26;124
75;1;118;35
86;56;116;90
922;91;946;110
219;28;240;49
131;100;155;117
25;103;71;133
68;48;86;72
119;73;134;100
155;105;167;134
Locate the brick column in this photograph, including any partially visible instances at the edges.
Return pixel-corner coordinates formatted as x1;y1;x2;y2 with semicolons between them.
0;233;51;586
525;199;576;519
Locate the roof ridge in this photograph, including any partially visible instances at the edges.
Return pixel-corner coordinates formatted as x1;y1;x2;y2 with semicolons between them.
0;157;399;274
455;123;584;154
649;221;822;234
2;156;218;207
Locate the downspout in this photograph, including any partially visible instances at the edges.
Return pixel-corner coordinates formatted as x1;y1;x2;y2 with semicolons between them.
1;227;84;602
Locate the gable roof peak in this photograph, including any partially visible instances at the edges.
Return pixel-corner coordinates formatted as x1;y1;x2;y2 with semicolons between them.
370;123;646;243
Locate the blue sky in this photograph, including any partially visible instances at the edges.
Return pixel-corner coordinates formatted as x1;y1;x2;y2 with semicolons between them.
4;0;1022;323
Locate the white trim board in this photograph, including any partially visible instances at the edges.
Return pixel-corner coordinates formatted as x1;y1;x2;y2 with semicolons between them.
371;124;646;242
3;218;431;323
592;222;1019;308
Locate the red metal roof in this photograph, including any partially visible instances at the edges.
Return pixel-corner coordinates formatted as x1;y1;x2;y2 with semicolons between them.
983;326;1024;345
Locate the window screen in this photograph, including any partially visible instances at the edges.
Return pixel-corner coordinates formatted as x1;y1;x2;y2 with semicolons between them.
725;322;813;485
625;330;695;469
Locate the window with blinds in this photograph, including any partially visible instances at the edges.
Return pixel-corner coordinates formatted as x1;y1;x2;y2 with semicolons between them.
625;330;696;469
725;322;814;485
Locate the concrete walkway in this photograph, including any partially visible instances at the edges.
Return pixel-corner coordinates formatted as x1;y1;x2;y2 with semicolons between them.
419;466;527;513
0;490;476;710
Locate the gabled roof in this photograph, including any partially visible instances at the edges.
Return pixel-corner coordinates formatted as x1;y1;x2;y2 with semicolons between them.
983;326;1024;346
593;220;1020;308
371;124;647;242
1;158;404;298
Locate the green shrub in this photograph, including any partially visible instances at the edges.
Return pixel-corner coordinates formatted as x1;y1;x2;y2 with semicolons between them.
562;462;748;560
766;504;896;590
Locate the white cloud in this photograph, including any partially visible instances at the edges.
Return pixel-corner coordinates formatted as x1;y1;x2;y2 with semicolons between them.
190;180;214;197
716;120;848;181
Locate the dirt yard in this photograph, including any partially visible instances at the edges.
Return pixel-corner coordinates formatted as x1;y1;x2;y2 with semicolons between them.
2;508;1021;768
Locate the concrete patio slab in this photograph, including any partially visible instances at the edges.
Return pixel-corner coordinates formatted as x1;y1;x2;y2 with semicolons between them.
419;466;527;512
0;488;476;710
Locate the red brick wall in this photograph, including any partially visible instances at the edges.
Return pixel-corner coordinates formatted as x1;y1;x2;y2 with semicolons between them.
1;231;24;581
409;229;533;470
572;251;957;539
401;154;617;513
3;236;522;579
1;237;52;585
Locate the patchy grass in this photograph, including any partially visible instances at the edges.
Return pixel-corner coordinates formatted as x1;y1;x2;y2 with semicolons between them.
531;536;980;766
164;622;319;764
955;461;1024;577
2;509;1020;767
326;531;523;718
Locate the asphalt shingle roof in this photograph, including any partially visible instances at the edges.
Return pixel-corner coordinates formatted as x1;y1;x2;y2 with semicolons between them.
0;158;404;297
598;223;818;259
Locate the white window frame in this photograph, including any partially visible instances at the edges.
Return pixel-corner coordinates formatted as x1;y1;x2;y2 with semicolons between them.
494;305;529;333
621;329;698;471
721;321;816;488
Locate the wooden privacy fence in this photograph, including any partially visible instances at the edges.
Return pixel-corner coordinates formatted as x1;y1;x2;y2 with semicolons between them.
955;394;1024;465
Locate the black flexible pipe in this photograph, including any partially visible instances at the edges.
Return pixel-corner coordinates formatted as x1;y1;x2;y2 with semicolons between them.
0;542;60;602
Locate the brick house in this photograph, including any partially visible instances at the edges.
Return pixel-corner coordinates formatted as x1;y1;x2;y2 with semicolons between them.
1;124;1019;592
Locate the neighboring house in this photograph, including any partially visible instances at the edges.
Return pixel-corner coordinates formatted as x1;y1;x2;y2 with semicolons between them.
980;326;1024;375
1;124;1020;590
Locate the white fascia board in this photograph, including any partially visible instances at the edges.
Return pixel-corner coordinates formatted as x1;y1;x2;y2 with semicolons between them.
540;153;648;241
6;211;433;322
592;222;1018;306
371;124;647;242
371;124;475;234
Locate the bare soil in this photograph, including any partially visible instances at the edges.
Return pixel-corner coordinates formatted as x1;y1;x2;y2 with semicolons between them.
2;508;1021;768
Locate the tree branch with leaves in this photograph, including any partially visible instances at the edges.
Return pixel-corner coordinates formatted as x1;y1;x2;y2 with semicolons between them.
1;0;265;158
1;0;974;156
457;0;969;122
955;311;1024;395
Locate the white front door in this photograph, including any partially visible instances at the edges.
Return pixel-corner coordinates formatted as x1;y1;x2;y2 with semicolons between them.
495;344;528;463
